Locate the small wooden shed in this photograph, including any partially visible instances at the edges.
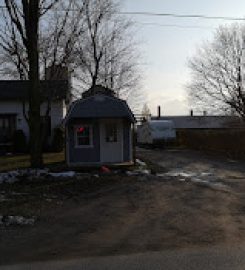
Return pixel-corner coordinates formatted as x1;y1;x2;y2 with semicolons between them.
65;86;136;166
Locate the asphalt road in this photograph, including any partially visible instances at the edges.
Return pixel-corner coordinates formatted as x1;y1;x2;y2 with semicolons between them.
1;245;245;270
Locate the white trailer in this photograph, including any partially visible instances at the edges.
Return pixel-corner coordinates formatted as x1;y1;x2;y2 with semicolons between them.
137;120;176;145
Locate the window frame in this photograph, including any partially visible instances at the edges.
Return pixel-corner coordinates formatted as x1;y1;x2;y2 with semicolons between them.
74;124;93;148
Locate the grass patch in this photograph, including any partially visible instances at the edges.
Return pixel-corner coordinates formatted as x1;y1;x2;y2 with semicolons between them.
0;152;65;172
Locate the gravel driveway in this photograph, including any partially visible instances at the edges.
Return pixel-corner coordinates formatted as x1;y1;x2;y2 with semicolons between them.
1;148;245;265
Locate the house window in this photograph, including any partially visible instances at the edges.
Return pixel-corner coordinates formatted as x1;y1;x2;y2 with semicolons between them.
75;125;92;147
0;115;16;143
105;123;117;142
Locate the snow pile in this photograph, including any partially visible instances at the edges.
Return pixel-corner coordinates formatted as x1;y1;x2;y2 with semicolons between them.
0;215;36;226
0;169;77;184
126;158;151;176
135;159;146;167
0;170;20;184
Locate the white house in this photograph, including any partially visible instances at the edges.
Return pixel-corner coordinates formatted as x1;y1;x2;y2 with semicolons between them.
0;79;71;149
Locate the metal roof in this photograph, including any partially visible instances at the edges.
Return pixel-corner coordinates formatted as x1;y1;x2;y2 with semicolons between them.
151;116;244;129
0;80;70;101
147;120;175;128
66;94;136;123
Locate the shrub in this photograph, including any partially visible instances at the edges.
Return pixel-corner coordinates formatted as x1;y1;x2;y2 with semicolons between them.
52;127;64;152
13;130;28;153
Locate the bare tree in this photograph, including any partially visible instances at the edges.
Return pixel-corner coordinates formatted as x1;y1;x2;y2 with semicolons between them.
187;24;245;118
141;103;151;120
0;0;60;167
74;0;141;101
0;0;142;102
40;0;86;76
0;1;85;80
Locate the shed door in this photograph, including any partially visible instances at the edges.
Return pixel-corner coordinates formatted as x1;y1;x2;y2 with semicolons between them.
100;120;123;163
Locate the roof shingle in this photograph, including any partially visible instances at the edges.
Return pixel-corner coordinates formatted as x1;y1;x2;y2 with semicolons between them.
0;80;70;101
66;94;136;123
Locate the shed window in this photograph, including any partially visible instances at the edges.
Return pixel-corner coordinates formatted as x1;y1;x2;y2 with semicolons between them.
105;123;117;142
75;125;92;147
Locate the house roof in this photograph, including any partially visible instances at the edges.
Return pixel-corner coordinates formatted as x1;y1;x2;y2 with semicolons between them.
65;94;136;123
151;116;244;129
0;80;70;101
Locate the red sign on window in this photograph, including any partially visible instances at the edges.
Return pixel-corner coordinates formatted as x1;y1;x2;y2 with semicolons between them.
77;127;85;133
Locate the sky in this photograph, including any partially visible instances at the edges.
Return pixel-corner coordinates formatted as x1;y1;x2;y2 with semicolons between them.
121;0;245;116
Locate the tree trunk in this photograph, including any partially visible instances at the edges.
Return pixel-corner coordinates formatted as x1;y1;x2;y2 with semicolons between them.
26;0;43;167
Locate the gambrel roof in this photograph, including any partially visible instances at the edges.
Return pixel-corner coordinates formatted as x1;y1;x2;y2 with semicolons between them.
65;94;136;123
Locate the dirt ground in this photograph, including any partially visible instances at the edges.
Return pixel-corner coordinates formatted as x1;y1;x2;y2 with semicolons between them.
1;148;245;265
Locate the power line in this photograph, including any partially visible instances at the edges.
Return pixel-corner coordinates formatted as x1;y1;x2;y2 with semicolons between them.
136;22;214;30
1;4;245;22
119;11;245;21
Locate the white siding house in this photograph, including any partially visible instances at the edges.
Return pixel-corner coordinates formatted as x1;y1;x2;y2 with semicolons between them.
0;80;70;149
0;100;67;139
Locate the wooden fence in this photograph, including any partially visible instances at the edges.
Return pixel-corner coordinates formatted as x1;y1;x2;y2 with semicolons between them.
177;129;245;159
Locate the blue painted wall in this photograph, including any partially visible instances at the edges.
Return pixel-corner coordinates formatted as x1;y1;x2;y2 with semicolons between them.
67;119;100;164
123;120;132;162
66;118;133;165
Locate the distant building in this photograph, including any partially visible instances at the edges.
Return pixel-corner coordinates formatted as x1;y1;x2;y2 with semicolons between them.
65;85;136;166
151;115;244;130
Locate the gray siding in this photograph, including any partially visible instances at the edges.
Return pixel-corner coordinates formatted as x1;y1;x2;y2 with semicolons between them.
66;117;133;165
67;119;100;164
123;121;131;162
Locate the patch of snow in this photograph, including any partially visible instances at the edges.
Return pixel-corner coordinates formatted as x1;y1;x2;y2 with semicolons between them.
136;159;146;167
163;171;197;178
142;169;151;175
0;169;50;184
0;169;77;184
126;169;151;176
227;159;238;163
191;178;209;184
49;171;76;178
0;215;36;226
157;169;231;191
0;195;11;202
200;172;213;177
156;173;167;177
0;170;19;184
